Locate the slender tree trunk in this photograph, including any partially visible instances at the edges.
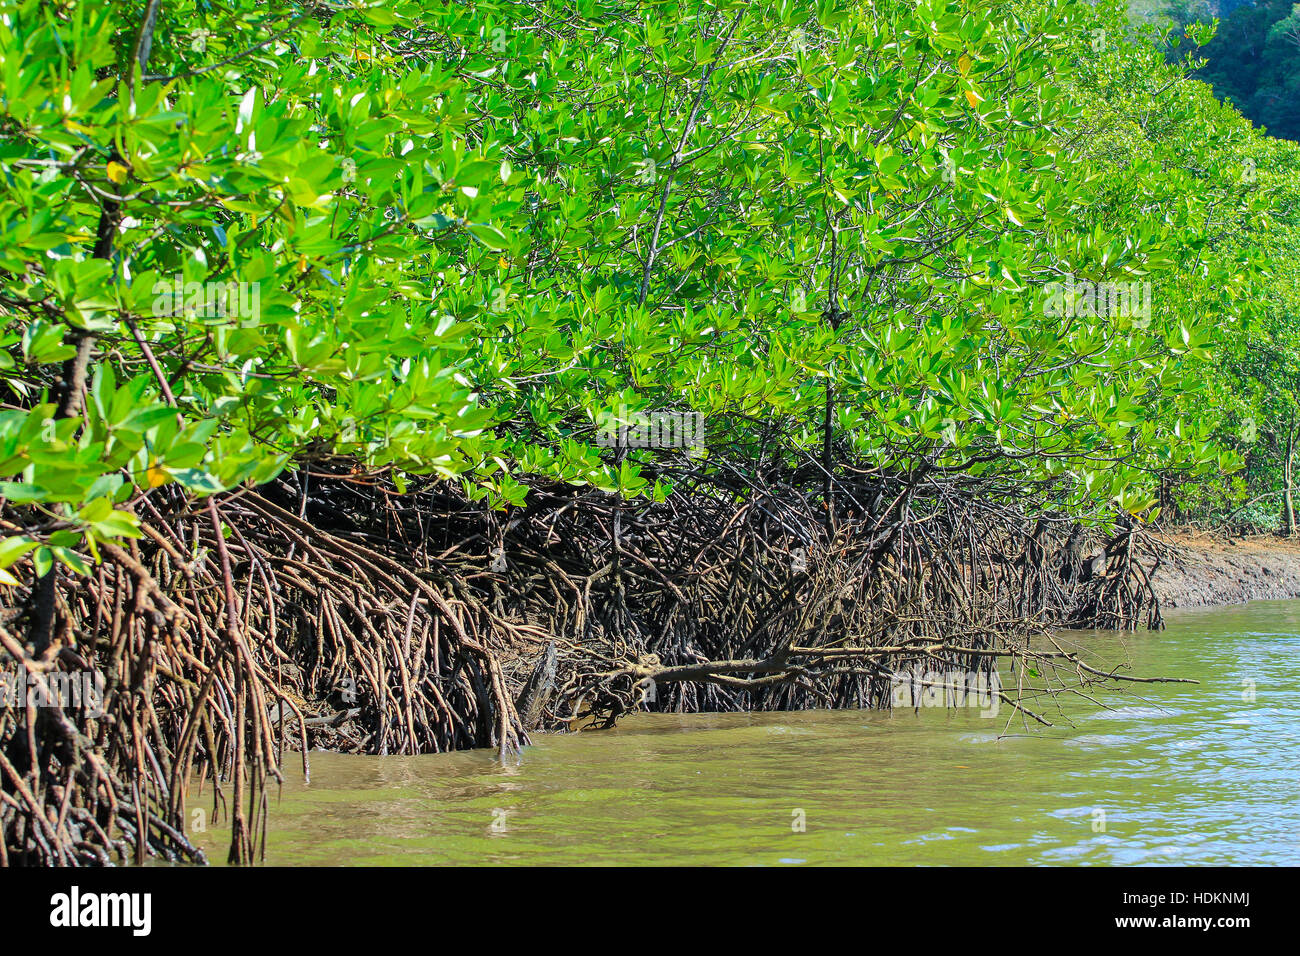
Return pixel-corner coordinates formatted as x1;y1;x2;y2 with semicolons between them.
1284;411;1297;537
821;213;840;534
29;0;162;658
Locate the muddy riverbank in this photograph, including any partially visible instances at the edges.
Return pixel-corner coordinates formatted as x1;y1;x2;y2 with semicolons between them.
1149;531;1300;609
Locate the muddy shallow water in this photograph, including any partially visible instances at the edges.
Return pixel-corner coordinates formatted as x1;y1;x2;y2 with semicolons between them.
191;600;1300;865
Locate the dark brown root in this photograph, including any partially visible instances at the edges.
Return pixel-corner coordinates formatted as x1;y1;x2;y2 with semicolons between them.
1;466;1171;865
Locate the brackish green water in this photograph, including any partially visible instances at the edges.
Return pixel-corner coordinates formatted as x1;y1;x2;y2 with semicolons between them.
194;600;1300;865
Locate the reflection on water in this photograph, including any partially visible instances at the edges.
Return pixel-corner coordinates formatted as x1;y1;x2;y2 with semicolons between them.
193;600;1300;865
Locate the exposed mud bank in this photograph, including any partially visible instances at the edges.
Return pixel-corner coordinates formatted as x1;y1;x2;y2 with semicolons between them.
1148;532;1300;609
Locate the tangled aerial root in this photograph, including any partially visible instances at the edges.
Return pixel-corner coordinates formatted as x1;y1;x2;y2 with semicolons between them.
1;467;1176;865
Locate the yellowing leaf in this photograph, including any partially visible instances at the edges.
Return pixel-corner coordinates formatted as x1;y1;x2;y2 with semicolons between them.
964;89;984;108
958;54;972;76
107;161;129;185
146;462;169;488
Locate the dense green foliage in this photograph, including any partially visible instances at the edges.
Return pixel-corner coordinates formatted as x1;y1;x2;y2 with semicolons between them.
1;0;1295;589
1076;4;1300;529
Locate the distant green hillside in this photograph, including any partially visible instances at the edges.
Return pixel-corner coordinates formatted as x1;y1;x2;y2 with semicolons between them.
1134;1;1300;142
